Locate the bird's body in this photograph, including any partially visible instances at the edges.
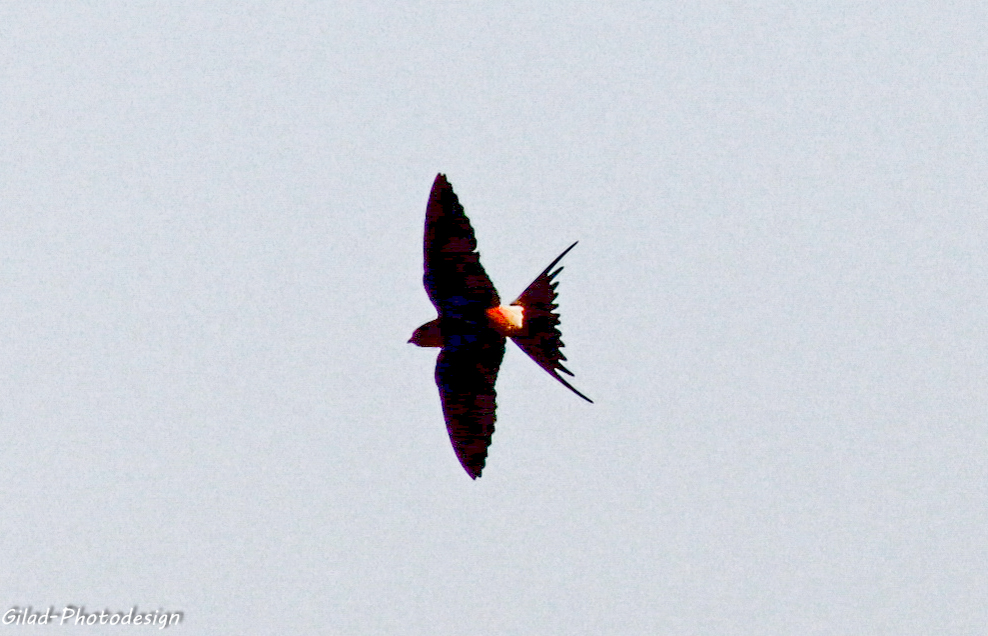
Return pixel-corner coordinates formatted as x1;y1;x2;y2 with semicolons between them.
412;306;525;345
410;173;592;479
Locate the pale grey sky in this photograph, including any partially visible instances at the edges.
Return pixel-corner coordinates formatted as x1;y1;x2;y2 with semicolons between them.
2;3;987;634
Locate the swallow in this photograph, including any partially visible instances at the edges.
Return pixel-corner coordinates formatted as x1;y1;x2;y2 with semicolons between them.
409;173;592;479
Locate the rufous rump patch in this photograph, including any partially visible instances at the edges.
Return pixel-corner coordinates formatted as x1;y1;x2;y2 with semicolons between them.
486;305;525;335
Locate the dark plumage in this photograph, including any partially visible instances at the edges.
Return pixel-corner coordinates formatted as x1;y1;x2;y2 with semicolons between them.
410;174;591;478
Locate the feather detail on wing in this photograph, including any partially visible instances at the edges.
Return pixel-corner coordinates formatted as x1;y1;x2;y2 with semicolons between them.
435;333;506;479
510;241;593;403
423;174;500;320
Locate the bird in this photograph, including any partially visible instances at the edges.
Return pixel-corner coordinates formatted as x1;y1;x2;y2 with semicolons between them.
409;173;592;479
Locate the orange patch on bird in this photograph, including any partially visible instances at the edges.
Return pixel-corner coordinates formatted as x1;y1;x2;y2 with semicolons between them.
486;305;525;336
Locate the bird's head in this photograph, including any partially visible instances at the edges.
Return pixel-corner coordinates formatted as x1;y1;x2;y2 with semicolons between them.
408;318;443;348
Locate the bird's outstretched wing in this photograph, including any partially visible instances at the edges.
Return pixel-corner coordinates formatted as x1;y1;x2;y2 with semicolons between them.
435;332;506;479
510;242;593;403
423;174;500;320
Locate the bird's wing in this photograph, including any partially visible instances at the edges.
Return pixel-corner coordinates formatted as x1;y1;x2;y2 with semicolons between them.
423;174;500;319
510;242;593;403
435;332;506;479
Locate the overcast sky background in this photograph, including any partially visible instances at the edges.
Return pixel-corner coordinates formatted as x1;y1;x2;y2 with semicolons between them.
2;3;987;634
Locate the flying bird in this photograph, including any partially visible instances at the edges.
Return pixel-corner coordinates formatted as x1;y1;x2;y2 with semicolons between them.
409;173;592;479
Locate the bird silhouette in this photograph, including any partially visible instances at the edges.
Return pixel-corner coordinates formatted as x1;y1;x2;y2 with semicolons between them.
409;174;592;479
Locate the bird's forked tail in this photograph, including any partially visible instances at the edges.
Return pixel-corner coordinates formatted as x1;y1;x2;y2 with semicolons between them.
509;242;593;403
